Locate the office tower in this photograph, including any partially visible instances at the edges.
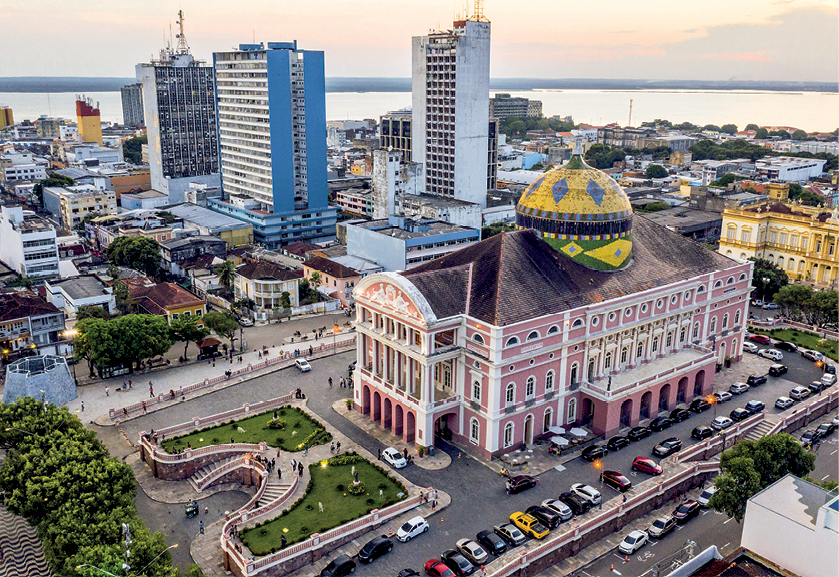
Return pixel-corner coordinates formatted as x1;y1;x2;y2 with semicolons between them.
489;93;543;119
136;10;219;204
121;83;144;126
76;96;103;144
0;106;13;129
209;41;337;247
412;6;490;207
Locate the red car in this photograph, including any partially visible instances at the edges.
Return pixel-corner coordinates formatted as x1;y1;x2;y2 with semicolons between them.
425;560;455;577
602;470;632;492
748;334;771;345
631;456;663;475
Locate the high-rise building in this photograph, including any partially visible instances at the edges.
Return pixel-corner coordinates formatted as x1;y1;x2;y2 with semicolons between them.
136;10;219;204
0;106;13;129
489;93;543;119
121;83;144;126
209;41;337;247
34;117;61;139
412;7;490;207
76;96;103;144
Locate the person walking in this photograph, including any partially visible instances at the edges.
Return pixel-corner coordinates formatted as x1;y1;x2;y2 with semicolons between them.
199;520;204;535
149;383;154;398
80;400;84;412
128;379;132;389
281;535;287;549
277;467;282;480
336;441;341;454
328;377;333;388
142;401;147;414
105;386;109;397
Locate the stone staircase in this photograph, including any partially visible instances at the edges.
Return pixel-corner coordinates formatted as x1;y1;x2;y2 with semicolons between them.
0;504;55;577
744;419;776;441
259;480;293;506
188;456;239;491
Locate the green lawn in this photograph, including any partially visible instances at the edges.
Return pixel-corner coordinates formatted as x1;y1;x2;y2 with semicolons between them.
751;328;838;362
241;453;407;554
161;406;331;453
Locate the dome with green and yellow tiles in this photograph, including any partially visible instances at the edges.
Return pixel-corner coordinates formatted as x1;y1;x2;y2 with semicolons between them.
515;153;634;271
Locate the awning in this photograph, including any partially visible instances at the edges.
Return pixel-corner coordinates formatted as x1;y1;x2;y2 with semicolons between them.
550;436;570;446
548;426;566;435
569;427;588;438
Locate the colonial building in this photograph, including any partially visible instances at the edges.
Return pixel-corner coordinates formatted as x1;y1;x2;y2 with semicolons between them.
352;152;751;457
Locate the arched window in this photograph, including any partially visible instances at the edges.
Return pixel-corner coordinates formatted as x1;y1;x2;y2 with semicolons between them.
652;336;659;352
726;250;732;256
620;346;628;364
693;322;700;340
679;327;686;343
472;333;484;344
710;317;717;334
545;370;555;391
588;358;596;381
504;423;514;448
572;319;584;328
566;399;577;424
714;280;722;289
636;342;644;359
697;285;706;293
505;336;519;347
472;381;481;401
734;310;741;326
740;253;747;259
726;277;734;285
506;383;515;405
777;256;784;268
666;332;673;348
722;313;729;329
470;418;479;445
570;363;579;385
526;376;535;398
787;259;794;271
527;331;539;341
738;273;747;281
543;408;553;433
604;352;612;370
547;325;559;335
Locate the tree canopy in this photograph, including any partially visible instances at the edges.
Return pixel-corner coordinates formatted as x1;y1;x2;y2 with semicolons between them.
33;174;75;206
498;115;574;139
585;143;626;169
788;183;823;207
107;236;162;277
774;285;838;326
203;311;239;352
745;124;760;131
122;135;147;164
214;260;235;290
748;258;789;301
690;138;837;172
169;315;210;360
645;164;668;179
720;124;738;134
74;314;172;374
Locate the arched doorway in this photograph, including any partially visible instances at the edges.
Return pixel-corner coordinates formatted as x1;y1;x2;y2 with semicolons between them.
718;342;727;364
372;391;382;424
620;399;633;428
361;385;371;415
640;391;652;420
383;398;393;430
581;398;594;426
658;384;671;413
405;411;416;443
523;414;534;446
677;377;689;404
435;412;459;443
695;370;706;397
393;404;404;437
543;408;553;434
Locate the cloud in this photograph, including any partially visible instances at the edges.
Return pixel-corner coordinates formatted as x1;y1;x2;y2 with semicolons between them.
705;51;773;62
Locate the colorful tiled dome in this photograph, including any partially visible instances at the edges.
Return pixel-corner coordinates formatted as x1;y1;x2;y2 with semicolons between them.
515;153;634;271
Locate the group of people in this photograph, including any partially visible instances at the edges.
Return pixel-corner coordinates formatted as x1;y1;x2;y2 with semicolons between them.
329;441;342;454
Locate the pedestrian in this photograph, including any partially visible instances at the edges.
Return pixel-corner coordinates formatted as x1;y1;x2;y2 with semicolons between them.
328;377;333;388
204;506;209;515
281;535;287;549
142;401;147;414
336;441;341;453
276;447;281;458
278;467;282;480
622;494;627;503
330;442;335;453
128;379;132;389
432;499;437;510
378;448;382;460
505;481;511;495
105;386;109;397
420;490;424;502
403;448;408;461
291;458;297;470
258;351;262;359
481;565;487;577
298;462;303;476
80;400;85;412
199;520;204;534
434;490;438;501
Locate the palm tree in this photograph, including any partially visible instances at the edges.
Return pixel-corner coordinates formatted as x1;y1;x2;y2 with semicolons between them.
215;261;236;293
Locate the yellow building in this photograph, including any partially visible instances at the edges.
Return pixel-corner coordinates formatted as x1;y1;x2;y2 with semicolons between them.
45;185;117;231
765;183;789;202
76;97;103;145
0;106;13;129
718;201;838;288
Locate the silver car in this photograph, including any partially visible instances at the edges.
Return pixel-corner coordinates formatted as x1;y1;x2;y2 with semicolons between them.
729;382;749;395
541;498;573;521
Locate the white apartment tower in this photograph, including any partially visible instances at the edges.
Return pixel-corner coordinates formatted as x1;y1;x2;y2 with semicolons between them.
412;7;490;207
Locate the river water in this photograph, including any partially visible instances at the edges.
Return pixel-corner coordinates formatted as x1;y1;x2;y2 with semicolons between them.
1;89;836;133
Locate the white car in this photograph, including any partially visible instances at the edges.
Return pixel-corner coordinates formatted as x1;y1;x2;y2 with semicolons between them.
729;382;750;395
743;343;759;354
775;396;795;410
713;391;733;403
542;498;573;521
711;416;734;430
763;303;779;310
396;515;428;542
294;358;311;372
381;447;407;469
822;373;837;387
759;349;783;361
571;483;601;505
697;486;718;507
618;530;649;554
238;317;254;327
455;539;488;565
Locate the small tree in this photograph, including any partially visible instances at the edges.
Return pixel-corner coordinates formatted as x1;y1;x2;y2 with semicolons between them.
309;271;323;289
280;291;291;309
112;279;131;315
748;258;788;301
214;260;236;292
645;164;668;179
720;124;738;135
170;316;210;360
203;311;239;355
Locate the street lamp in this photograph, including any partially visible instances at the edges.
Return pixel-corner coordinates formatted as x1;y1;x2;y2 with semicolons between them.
760;277;770;320
707;395;717;418
594;459;603;485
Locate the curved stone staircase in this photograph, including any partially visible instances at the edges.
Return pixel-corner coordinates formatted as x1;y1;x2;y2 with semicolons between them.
259;479;292;506
187;456;241;491
0;503;55;577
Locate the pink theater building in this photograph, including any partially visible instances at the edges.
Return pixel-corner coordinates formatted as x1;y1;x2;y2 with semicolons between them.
351;156;753;458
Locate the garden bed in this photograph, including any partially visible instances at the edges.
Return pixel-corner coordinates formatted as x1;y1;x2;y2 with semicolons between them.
750;328;838;362
161;406;331;453
240;453;407;554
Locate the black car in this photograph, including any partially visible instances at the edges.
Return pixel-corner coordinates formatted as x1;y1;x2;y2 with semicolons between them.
692;426;714;440
559;491;592;515
808;381;827;394
689;398;711;413
672;500;701;524
581;444;608;461
357;536;393;563
801;430;821;445
398;570;420;577
627;426;652;441
476;530;507;556
493;524;527;547
320;555;356;577
525;505;561;529
506;475;538;494
775;341;798;352
441;550;475;577
768;364;788;376
669;408;691;422
816;422;837;437
606;435;630;451
730;407;751;422
746;374;767;386
652;437;682;457
649;417;674;432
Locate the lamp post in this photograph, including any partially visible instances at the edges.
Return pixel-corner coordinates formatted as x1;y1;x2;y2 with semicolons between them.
594;459;603;486
61;329;78;384
759;277;770;320
707;395;717;418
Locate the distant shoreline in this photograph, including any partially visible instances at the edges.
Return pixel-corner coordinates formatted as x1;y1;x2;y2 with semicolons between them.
0;77;835;94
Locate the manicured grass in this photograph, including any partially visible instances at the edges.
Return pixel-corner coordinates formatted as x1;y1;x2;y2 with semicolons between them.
241;453;407;554
751;328;838;362
161;406;331;453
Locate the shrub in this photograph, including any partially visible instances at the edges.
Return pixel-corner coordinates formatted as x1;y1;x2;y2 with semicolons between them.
305;504;314;511
293;421;302;429
366;498;375;505
266;419;286;430
347;482;366;495
336;484;344;492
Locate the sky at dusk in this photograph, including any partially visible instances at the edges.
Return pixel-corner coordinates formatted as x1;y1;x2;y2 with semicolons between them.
1;0;836;82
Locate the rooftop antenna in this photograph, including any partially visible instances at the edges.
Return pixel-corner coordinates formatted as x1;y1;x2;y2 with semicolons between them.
472;0;488;21
175;9;190;54
628;99;633;128
168;21;174;51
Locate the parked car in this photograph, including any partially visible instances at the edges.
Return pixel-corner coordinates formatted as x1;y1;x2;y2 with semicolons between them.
672;500;701;524
763;303;779;310
358;536;393;564
618;530;649;555
581;445;608;461
775;396;795;410
525;505;561;529
509;512;549;540
801;349;822;362
294;358;311;372
816;422;837;437
729;382;750;395
823;373;837;387
789;386;811;401
749;334;771;345
747;374;767;386
649;416;674;432
729;408;750;422
424;560;455;577
382;447;407;469
602;470;632;492
648;515;677;539
506;475;538;494
541;498;574;521
475;530;507;556
628;426;652;441
492;524;526;547
745;400;766;414
455;539;488;566
440;549;475;577
712;416;735;430
768;364;788;377
697;486;718;507
775;341;797;352
558;491;592;516
320;555;356;577
397;516;429;542
238;317;254;327
632;456;663;475
606;435;631;451
713;391;733;404
669;408;691;422
759;349;783;361
800;430;821;446
689;398;711;413
692;426;714;440
571;483;601;505
398;570;420;577
653;437;683;457
823;363;836;375
809;381;828;394
743;342;759;354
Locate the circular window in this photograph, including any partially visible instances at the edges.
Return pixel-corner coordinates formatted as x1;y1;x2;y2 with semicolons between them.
591;317;600;326
509;365;515;371
549;353;554;359
641;303;648;313
574;345;579;351
473;361;480;368
609;312;617;322
656;299;663;309
529;359;535;366
671;295;678;305
684;291;691;300
624;308;633;317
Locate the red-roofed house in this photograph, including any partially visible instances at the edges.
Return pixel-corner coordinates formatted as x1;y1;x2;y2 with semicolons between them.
126;279;207;324
302;256;361;306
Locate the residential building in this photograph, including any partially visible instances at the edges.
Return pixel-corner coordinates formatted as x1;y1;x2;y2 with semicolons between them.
636;135;696;152
639;206;722;243
110;168;152;199
0;106;13;128
346;216;480;271
303;255;361;306
755;156;827;181
136;10;220;203
87;212;179;252
1;161;47;183
0;206;60;280
64;143;123;166
335;188;374;218
184;182;223;207
741;475;838;577
160;235;227;277
120;190;170;210
76;96;103;145
164;203;253;248
688;186;766;213
488;93;542;119
597;126;655;148
209;41;338;246
379;111;413;158
120;83;144;126
0;290;66;363
44;275;116;318
125;278;206;324
351;153;751;455
412;9;491;206
42;185;117;231
234;261;300;314
34;117;61;139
